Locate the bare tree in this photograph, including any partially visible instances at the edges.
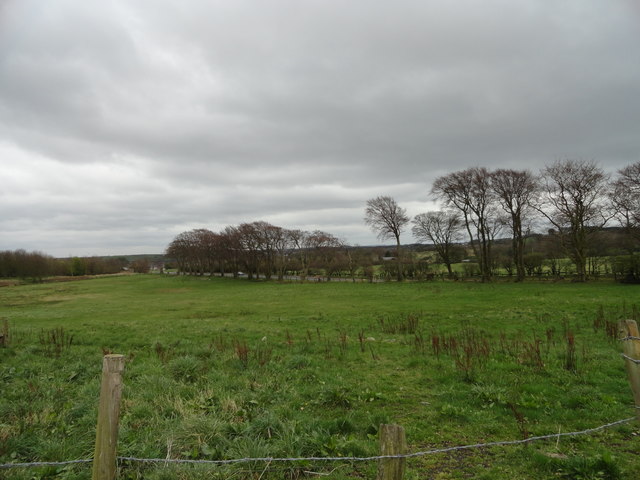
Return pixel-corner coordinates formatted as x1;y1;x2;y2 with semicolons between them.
490;169;538;281
165;229;221;275
0;249;55;281
431;168;496;281
287;229;311;281
236;222;268;279
412;210;462;278
196;229;221;275
270;226;292;281
250;221;279;280
364;196;409;281
537;159;610;282
288;229;342;281
166;230;201;274
610;161;640;242
220;226;242;276
305;230;343;281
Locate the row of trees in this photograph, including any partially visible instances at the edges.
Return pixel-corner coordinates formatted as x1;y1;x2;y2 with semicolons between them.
365;160;639;282
166;223;376;281
0;250;141;281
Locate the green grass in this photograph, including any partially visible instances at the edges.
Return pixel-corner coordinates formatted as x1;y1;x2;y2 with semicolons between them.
1;275;639;479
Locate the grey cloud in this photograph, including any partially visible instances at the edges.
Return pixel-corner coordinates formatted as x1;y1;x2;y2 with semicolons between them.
1;0;639;256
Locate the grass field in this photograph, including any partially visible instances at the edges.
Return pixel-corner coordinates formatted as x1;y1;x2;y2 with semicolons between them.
1;275;640;479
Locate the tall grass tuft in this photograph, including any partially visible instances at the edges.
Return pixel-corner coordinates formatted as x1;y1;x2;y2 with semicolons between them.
254;342;273;367
233;339;250;368
154;341;175;364
377;312;420;334
338;330;348;356
358;329;366;352
564;331;577;373
38;327;73;357
521;338;545;370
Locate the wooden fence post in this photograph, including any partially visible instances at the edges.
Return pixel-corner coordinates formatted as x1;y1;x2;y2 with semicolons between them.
0;318;8;347
92;354;126;480
376;424;407;480
620;320;640;422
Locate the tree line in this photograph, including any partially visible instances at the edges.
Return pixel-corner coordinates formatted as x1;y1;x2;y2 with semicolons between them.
5;160;634;283
0;251;149;281
165;223;377;281
167;159;638;282
365;159;639;282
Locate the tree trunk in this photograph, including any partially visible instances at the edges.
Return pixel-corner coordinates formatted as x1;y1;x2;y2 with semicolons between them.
395;237;403;282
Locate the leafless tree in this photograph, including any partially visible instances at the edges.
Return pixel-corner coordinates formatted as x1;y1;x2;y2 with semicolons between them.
364;196;409;281
166;230;200;274
287;229;311;280
0;249;55;281
196;229;221;274
220;226;242;276
251;221;279;280
236;222;270;279
412;210;462;278
165;228;221;275
431;168;496;281
269;225;292;281
490;169;539;281
288;229;342;281
537;159;611;282
305;230;343;281
610;161;640;243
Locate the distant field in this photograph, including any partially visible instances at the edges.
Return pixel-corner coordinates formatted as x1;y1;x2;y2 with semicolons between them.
1;275;639;479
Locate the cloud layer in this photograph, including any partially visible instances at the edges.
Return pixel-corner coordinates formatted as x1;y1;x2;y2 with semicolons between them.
2;0;639;256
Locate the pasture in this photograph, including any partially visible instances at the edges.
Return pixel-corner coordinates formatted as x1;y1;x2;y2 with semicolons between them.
1;275;639;479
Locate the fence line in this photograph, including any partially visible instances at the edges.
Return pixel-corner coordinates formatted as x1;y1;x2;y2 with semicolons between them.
118;416;636;464
0;459;93;469
2;322;640;478
1;416;635;470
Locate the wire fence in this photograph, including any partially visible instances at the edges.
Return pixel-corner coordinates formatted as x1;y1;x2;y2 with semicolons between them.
2;330;639;475
1;416;636;471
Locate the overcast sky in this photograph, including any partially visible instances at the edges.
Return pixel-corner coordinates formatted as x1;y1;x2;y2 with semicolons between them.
1;1;640;257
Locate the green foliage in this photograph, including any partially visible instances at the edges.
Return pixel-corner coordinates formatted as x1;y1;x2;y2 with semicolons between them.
70;257;86;276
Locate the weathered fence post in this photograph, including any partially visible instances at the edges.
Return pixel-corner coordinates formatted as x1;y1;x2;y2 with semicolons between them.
620;320;640;422
376;424;407;480
92;354;125;480
0;318;8;347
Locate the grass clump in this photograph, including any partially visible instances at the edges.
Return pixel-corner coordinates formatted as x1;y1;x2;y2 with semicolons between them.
533;451;622;480
167;355;201;383
38;327;73;357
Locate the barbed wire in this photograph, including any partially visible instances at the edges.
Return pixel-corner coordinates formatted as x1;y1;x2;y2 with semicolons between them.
116;416;636;465
621;353;640;364
3;416;633;470
0;459;92;469
3;336;640;472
